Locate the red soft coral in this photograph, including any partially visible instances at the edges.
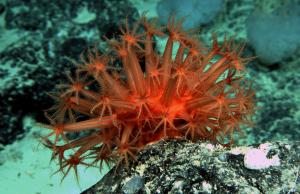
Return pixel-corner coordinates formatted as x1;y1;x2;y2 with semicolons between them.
42;16;255;182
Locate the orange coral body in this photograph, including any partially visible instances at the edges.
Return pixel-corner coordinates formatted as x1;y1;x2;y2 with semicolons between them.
43;17;255;181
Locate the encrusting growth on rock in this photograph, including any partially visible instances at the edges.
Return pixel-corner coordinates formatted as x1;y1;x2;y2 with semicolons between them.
41;16;255;182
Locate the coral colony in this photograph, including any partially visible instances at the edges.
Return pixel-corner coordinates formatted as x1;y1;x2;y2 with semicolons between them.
41;17;255;181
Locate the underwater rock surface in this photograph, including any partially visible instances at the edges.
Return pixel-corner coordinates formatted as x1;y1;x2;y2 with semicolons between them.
252;70;300;144
82;139;299;194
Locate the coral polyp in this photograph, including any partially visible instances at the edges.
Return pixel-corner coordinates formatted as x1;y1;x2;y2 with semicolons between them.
42;17;255;181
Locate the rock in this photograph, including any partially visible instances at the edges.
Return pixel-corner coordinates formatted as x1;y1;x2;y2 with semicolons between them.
82;139;299;194
249;70;300;145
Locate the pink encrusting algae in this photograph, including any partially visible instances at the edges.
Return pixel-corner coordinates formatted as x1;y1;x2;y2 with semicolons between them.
41;16;255;182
